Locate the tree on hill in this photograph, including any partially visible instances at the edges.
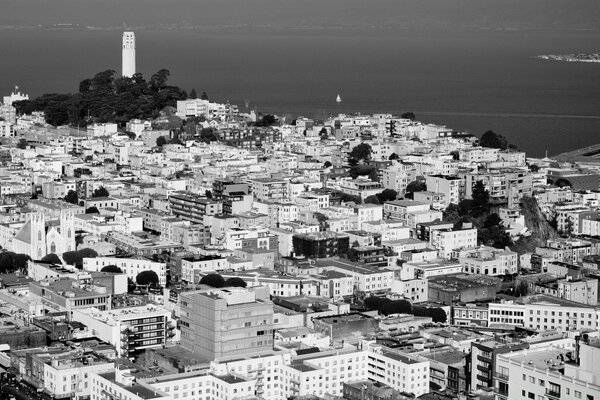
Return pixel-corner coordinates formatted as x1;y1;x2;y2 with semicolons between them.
323;161;332;168
348;143;372;164
17;138;28;149
201;91;209;100
376;189;398;203
224;277;247;288
156;135;168;147
101;265;123;273
200;273;225;288
0;252;31;274
380;300;413;316
338;192;362;204
349;165;377;180
389;153;399;160
480;130;509;150
479;213;512;248
189;88;197;99
405;180;427;199
364;195;380;205
15;69;187;127
401;112;416;121
554;178;572;188
41;253;61;264
64;190;78;205
85;206;100;214
414;306;447;323
92;186;109;198
63;248;98;267
471;180;490;217
136;270;159;286
364;296;391;311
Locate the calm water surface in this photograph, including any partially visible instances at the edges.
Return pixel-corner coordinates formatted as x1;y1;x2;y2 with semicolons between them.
0;27;598;156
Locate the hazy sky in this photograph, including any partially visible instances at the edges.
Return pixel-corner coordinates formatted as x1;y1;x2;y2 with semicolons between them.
1;0;599;31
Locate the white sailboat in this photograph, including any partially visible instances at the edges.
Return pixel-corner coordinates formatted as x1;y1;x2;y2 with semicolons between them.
336;94;342;103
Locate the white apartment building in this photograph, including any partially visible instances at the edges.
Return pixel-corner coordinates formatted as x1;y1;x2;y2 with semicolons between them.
362;219;410;242
180;256;230;283
72;305;174;357
488;295;599;332
83;257;167;286
383;200;442;228
365;341;430;397
425;175;462;206
495;342;600;400
382;162;417;193
458;246;518;276
430;225;478;259
458;147;499;163
250;178;288;202
324;261;394;293
44;355;114;399
281;349;368;398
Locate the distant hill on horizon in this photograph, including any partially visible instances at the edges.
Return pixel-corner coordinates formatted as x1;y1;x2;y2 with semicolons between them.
1;0;599;32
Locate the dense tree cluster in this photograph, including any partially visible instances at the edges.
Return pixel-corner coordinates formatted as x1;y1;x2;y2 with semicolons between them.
348;143;372;166
41;253;61;264
64;190;78;205
200;273;226;288
136;270;160;286
363;296;447;322
14;69;188;127
479;130;517;150
101;265;123;273
348;165;378;181
0;252;31;273
365;189;398;204
63;248;98;267
199;273;247;288
443;181;512;248
404;180;427;199
92;186;109;198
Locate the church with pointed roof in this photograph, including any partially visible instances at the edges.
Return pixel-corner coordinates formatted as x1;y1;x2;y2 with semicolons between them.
12;210;76;260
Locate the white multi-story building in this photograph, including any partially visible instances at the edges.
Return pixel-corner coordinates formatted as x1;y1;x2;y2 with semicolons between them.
430;224;478;259
495;341;600;400
72;305;175;357
425;175;462;206
180;256;230;283
458;246;519;276
365;341;430;397
383;200;442;228
83;257;167;286
488;295;599;332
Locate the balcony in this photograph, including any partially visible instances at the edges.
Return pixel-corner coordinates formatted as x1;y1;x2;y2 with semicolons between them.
476;364;490;373
546;389;560;399
477;355;492;363
476;374;491;385
493;371;509;381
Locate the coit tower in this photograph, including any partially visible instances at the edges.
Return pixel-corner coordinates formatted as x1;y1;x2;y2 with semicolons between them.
122;32;136;78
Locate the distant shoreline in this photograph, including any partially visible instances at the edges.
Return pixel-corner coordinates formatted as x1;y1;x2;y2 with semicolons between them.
537;53;600;63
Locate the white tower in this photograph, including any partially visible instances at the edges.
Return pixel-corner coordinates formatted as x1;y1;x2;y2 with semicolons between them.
60;209;76;253
122;32;136;78
30;213;46;260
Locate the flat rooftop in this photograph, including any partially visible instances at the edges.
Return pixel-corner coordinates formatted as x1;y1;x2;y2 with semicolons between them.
506;347;569;370
98;372;166;400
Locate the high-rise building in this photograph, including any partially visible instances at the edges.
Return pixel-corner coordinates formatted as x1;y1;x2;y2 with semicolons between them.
180;286;274;361
122;32;136;78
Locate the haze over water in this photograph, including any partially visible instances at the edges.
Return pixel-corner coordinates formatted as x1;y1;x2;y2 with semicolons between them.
1;0;599;157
